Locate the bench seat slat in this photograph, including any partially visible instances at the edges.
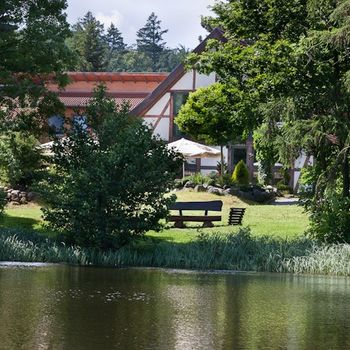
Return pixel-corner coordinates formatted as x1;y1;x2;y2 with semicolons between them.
169;215;222;222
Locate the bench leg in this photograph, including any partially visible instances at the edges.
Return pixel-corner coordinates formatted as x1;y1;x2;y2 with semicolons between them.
202;221;214;228
174;221;185;228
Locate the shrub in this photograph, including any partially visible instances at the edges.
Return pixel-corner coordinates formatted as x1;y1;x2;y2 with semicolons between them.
276;181;293;194
38;85;182;250
0;188;6;215
217;173;233;187
232;160;249;186
308;194;350;243
187;173;211;185
0;132;42;188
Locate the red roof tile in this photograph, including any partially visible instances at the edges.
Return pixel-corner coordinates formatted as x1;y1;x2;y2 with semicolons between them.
59;96;144;109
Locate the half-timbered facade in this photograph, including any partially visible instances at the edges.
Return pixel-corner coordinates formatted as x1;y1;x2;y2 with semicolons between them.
130;28;255;175
47;28;307;190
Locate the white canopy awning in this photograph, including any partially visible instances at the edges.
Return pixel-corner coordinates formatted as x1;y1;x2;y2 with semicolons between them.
167;138;220;159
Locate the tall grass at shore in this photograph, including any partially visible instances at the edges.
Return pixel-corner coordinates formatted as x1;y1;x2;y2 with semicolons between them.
1;227;350;276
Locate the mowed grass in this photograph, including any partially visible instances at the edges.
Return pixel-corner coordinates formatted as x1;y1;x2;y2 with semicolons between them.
147;190;308;242
0;191;309;243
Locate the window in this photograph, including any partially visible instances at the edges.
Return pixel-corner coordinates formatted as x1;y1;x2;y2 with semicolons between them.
172;92;189;139
48;115;64;136
73;115;88;132
232;147;247;168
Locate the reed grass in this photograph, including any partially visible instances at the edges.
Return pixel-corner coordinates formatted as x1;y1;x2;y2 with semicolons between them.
1;227;350;276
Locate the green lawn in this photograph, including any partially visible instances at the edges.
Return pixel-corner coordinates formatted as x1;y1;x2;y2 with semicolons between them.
1;191;309;243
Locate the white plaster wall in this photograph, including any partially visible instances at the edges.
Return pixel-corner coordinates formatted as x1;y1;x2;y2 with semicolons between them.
294;153;314;189
171;71;194;91
154;118;170;141
200;146;229;174
195;72;216;89
146;93;170;115
143;117;157;128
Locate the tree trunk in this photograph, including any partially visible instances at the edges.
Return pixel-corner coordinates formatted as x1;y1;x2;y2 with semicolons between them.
343;147;350;198
220;145;224;176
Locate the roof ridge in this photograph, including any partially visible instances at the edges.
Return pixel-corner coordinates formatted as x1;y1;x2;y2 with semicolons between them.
130;28;226;117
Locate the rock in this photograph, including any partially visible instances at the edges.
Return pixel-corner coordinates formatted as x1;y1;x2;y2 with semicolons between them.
12;201;20;206
20;197;27;204
194;184;207;192
208;186;224;196
184;181;195;189
11;190;20;196
27;192;35;202
6;193;11;199
223;189;232;196
237;189;275;203
11;195;19;202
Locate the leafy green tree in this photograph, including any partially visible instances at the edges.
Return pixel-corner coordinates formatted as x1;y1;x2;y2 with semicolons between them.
38;86;182;249
0;132;42;188
232;160;249;186
0;0;72;135
176;83;254;176
193;0;350;241
253;123;279;185
70;11;108;71
0;189;6;216
136;12;168;70
107;50;153;72
158;46;190;72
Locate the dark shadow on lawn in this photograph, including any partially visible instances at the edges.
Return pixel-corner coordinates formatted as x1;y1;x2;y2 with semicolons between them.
0;214;40;230
0;214;55;237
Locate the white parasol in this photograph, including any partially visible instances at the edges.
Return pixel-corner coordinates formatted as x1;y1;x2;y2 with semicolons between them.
167;138;220;177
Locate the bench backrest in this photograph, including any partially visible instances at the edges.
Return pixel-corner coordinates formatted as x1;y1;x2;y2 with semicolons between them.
170;201;223;212
228;208;246;225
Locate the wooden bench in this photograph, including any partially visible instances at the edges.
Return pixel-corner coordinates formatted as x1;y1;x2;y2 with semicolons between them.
169;200;223;228
228;208;246;225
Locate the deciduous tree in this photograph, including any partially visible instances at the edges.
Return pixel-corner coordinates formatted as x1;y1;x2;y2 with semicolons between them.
39;86;182;249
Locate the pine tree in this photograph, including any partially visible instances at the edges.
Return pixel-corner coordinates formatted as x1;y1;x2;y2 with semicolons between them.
106;24;126;53
71;12;107;71
136;12;168;71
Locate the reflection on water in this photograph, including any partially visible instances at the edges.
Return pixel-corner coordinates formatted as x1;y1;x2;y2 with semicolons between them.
0;265;350;350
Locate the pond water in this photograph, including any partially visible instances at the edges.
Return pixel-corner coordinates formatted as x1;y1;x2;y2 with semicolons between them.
0;264;350;350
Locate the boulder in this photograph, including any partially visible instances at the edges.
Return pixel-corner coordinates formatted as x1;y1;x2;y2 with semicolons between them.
194;184;207;192
27;192;36;202
208;186;224;196
237;189;275;203
184;181;195;189
11;194;19;202
20;197;27;205
223;189;232;196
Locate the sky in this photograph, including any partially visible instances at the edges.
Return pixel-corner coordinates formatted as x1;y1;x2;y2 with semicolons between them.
66;0;216;49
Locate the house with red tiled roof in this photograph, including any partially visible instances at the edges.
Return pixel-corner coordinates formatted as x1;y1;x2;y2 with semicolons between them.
46;71;168;136
46;28;309;189
129;28;255;176
45;28;256;179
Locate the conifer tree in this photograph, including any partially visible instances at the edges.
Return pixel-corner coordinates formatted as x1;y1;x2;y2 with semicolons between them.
136;12;168;71
106;24;126;53
71;11;107;71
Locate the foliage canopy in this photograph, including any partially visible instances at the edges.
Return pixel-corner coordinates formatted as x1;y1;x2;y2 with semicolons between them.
189;0;350;241
39;86;182;249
